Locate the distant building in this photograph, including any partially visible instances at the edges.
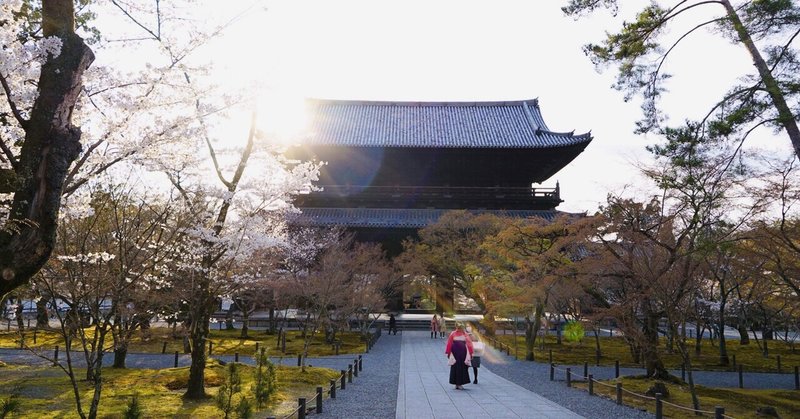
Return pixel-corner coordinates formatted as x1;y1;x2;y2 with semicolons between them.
285;99;592;309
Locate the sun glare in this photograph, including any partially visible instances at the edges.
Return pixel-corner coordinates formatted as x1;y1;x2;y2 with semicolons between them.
256;88;310;145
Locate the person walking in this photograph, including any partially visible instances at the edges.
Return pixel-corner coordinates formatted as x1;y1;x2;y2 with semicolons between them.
445;322;474;390
388;313;397;335
467;326;484;384
438;313;446;338
430;314;439;339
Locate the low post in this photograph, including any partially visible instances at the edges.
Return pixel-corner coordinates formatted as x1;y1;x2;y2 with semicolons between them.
549;349;553;364
330;379;337;398
738;364;744;389
715;406;725;419
655;393;663;419
777;355;782;373
235;352;239;363
583;362;588;380
566;368;572;388
53;346;59;366
348;364;353;383
588;374;594;396
358;354;363;372
615;360;620;378
174;351;179;368
550;363;555;381
316;386;323;414
353;358;359;377
298;398;306;419
616;383;622;405
340;370;346;390
795;366;799;390
297;354;302;367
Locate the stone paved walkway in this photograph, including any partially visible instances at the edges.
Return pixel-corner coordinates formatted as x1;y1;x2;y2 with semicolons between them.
396;330;583;419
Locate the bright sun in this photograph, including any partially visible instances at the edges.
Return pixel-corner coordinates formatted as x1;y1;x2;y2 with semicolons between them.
256;87;310;145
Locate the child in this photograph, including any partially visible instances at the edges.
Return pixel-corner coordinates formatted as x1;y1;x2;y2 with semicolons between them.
467;326;484;384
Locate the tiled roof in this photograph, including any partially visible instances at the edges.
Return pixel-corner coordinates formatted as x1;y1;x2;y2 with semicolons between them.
303;99;592;148
289;208;570;229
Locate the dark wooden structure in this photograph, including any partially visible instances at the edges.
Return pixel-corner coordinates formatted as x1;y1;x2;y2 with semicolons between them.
285;99;592;309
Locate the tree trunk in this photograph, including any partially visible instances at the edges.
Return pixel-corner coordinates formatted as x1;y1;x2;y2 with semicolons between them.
185;311;211;399
36;297;50;328
0;0;94;298
718;299;729;366
721;0;800;159
643;313;669;379
240;309;249;339
737;324;750;345
15;302;24;331
112;346;127;369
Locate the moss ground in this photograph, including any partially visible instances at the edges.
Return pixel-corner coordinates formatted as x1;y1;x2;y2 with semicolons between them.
0;359;340;418
0;328;365;357
571;376;800;418
492;333;800;372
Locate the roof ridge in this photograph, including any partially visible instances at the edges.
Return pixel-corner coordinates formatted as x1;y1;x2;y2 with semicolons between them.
307;98;540;107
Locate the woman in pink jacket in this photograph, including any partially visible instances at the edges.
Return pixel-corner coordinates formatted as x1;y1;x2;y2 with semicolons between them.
445;322;474;390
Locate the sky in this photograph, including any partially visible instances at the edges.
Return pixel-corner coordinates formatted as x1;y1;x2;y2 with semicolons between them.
198;0;792;213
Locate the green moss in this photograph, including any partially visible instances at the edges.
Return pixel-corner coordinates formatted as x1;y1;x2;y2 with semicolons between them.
0;328;365;356
0;362;340;417
493;334;800;372
573;376;800;418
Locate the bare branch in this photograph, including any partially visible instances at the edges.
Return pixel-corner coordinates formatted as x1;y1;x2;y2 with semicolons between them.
0;72;28;131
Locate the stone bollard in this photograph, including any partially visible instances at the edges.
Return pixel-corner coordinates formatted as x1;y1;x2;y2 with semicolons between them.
353;358;359;377
616;383;622;405
358;354;363;372
235;352;239;363
583;362;588;380
566;368;571;387
316;386;323;414
550;363;555;381
174;351;179;368
340;370;346;390
330;379;337;398
348;364;353;383
615;360;620;378
297;354;302;367
588;374;594;395
715;406;725;419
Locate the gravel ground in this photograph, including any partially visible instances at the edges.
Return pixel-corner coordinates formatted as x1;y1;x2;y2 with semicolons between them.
481;347;653;419
315;332;401;419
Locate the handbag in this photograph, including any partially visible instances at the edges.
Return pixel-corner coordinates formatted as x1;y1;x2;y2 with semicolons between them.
447;353;456;366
